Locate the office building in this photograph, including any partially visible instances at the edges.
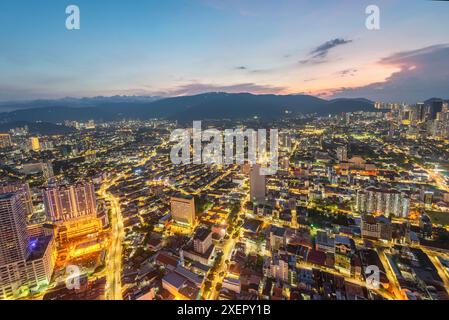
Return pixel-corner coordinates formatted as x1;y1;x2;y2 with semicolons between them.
29;137;40;152
171;195;196;227
250;164;266;203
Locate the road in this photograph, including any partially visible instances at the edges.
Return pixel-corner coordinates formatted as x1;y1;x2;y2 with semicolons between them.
376;247;405;300
100;175;125;300
207;194;249;299
385;141;449;192
101;147;163;300
424;249;449;295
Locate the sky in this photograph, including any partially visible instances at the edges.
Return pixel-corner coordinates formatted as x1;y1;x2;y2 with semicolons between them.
0;0;448;103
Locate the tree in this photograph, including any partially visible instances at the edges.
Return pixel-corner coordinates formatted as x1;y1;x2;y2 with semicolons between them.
204;280;212;293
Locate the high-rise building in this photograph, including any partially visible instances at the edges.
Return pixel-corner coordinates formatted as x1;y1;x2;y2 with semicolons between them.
170;195;196;227
0;193;56;299
29;137;40;152
0;193;30;265
182;227;216;265
250;164;266;203
336;146;348;162
356;187;410;218
0;133;12;148
0;181;34;216
427;99;443;120
42;161;54;181
43;182;97;222
193;228;213;255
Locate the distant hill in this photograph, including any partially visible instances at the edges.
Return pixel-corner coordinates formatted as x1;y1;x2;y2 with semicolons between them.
0;92;375;123
0;121;76;135
0;95;161;112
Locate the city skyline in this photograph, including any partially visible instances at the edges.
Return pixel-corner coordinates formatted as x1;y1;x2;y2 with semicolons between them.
2;0;449;305
1;0;449;103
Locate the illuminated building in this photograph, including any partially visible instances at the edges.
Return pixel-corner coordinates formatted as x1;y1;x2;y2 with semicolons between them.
0;193;29;265
269;226;286;251
25;235;57;292
0;181;34;216
0;133;12;148
29;136;40;151
193;228;213;254
263;253;290;283
360;215;392;241
43;182;97;222
250;164;266;203
162;266;203;300
356;187;410;218
334;235;355;276
0;193;56;299
171;195;195;227
57;215;102;244
182;228;216;266
336;146;348;162
20;162;54;181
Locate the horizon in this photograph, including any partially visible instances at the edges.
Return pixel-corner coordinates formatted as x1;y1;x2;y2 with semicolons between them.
1;90;447;105
1;0;449;103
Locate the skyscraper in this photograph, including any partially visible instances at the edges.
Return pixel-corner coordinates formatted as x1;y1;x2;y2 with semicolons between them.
0;181;34;216
0;193;30;265
250;164;266;203
170;195;196;227
0;193;56;299
427;99;443;120
29;137;40;152
43;182;97;222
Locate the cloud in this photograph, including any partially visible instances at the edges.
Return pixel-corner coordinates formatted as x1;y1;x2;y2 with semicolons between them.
156;82;288;96
337;68;358;77
330;44;449;102
300;38;352;65
299;58;327;65
311;38;352;58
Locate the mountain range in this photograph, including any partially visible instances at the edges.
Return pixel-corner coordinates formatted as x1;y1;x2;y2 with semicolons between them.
0;93;375;125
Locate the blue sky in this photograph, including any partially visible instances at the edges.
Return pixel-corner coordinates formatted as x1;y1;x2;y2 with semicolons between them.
0;0;449;102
